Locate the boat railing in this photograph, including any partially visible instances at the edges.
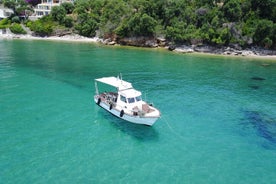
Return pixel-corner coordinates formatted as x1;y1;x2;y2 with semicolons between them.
98;92;156;117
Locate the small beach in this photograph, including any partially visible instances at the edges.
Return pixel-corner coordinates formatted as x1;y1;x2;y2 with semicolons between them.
0;32;100;43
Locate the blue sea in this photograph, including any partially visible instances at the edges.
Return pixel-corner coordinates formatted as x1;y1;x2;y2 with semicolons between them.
1;40;276;183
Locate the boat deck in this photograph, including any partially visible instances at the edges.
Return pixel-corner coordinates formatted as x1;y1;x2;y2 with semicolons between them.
96;92;157;117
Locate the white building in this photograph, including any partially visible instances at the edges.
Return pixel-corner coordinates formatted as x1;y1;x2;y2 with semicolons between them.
0;5;14;20
29;0;74;20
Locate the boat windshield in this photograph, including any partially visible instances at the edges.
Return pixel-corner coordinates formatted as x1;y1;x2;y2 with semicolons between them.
127;96;142;104
135;96;142;102
128;97;135;103
120;95;127;103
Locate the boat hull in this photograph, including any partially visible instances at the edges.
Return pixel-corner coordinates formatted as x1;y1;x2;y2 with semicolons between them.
94;97;158;126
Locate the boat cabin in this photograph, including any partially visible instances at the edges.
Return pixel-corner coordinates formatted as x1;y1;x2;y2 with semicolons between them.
117;88;143;108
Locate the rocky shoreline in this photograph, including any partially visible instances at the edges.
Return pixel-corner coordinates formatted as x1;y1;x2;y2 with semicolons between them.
172;44;276;57
111;36;276;58
1;30;275;59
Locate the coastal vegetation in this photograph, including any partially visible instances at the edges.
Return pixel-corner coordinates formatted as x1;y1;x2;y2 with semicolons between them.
0;0;275;49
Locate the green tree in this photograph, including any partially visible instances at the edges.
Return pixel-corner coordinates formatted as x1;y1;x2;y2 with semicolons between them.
51;6;66;24
120;13;157;37
253;19;274;48
99;0;128;37
2;0;30;18
195;7;209;27
222;0;242;22
61;2;74;14
27;16;54;36
73;0;90;14
250;0;276;21
15;0;274;49
165;21;187;43
2;0;16;12
195;0;216;8
75;13;98;37
63;16;73;28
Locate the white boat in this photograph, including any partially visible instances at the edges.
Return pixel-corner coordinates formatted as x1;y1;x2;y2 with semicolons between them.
94;76;161;126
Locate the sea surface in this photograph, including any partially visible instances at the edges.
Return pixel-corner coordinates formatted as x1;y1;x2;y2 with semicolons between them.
0;40;276;183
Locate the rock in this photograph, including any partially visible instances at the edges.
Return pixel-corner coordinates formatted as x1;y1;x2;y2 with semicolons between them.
194;45;216;53
229;43;242;50
223;51;231;55
174;45;194;53
108;41;116;45
241;50;254;56
236;51;243;54
103;38;111;44
168;45;176;51
145;39;158;47
261;64;271;67
157;37;166;47
117;36;157;47
53;29;72;37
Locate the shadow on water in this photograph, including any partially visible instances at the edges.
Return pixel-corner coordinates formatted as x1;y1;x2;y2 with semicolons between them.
251;76;266;81
241;110;276;149
100;111;159;142
248;85;260;90
248;76;266;90
31;69;90;90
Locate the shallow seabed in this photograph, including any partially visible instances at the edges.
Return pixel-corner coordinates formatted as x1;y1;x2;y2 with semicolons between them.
1;40;276;183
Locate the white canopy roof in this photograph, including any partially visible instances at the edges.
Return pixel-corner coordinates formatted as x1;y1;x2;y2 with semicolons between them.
119;88;142;98
95;76;133;91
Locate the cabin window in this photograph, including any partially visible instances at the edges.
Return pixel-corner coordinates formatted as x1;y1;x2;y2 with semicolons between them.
128;98;135;103
136;96;142;101
120;95;127;103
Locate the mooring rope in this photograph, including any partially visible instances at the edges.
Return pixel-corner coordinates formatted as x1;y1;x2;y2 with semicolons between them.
160;115;186;141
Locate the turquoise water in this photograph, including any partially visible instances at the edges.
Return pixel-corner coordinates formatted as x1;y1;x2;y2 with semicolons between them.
1;40;276;183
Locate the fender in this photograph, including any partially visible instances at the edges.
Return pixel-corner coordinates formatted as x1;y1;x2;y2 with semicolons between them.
120;110;124;117
97;98;101;105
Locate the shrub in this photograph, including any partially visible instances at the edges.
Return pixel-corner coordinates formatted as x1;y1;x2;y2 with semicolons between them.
51;6;66;24
222;0;242;22
61;2;74;14
75;13;98;37
253;19;274;48
11;16;20;23
0;18;11;26
63;16;73;28
0;18;11;29
10;23;27;34
116;13;157;37
27;19;53;36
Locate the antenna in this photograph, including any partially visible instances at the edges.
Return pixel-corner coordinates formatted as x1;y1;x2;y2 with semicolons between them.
119;73;123;84
95;81;99;95
144;91;147;102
